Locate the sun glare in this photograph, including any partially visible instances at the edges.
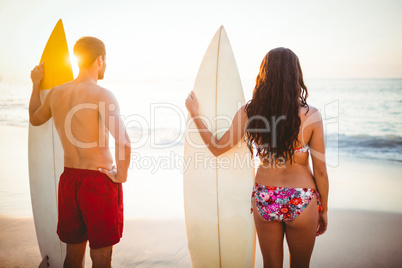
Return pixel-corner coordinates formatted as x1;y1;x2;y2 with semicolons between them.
69;54;79;78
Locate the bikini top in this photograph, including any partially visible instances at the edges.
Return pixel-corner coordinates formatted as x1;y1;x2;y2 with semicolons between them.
294;144;309;153
259;144;309;162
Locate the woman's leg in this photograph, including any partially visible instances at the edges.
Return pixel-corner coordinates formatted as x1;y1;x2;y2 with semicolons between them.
284;196;319;268
253;200;285;268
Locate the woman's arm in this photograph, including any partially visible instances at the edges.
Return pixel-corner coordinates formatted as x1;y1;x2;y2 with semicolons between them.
185;91;248;157
308;108;329;236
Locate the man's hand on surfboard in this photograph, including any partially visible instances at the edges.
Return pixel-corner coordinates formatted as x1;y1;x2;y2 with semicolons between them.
185;91;199;117
31;62;44;85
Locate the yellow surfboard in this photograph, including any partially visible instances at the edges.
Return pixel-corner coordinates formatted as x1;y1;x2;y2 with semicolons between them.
28;19;73;267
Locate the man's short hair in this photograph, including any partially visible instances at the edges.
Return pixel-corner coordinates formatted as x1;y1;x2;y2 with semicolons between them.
73;37;106;69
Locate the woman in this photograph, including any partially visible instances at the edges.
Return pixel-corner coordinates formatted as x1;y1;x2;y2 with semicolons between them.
185;47;328;268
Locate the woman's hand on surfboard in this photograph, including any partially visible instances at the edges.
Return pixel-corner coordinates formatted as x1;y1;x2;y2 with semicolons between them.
185;91;199;117
31;62;44;85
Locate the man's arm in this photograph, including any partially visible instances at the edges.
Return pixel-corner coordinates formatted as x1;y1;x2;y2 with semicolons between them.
98;90;131;183
29;63;52;126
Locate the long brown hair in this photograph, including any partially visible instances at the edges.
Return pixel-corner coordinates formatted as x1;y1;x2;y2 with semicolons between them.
244;47;308;162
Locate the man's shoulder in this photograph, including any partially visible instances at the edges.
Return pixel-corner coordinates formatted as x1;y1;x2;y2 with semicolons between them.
47;81;72;98
94;84;110;94
50;81;116;104
93;85;116;101
51;81;74;91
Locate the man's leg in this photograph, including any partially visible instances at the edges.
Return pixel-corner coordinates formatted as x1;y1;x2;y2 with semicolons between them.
90;246;113;268
64;241;87;268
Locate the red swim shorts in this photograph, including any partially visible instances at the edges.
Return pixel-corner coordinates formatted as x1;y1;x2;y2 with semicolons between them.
57;167;123;249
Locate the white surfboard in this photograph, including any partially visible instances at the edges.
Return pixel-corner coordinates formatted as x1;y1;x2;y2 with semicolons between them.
28;19;73;267
183;26;256;268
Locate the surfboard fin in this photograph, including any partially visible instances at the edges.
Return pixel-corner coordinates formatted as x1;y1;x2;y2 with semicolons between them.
38;255;49;267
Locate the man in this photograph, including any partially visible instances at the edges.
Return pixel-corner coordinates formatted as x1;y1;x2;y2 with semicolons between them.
29;36;131;268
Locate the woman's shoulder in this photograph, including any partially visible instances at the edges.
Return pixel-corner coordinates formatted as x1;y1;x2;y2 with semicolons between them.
239;104;248;117
300;105;321;119
300;105;323;131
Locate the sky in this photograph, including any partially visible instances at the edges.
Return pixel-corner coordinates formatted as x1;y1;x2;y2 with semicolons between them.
0;0;401;84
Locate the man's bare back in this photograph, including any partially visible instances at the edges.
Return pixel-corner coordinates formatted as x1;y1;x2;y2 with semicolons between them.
47;79;115;170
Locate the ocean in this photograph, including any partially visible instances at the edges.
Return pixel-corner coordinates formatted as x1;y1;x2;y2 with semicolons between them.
1;78;401;163
1;78;402;218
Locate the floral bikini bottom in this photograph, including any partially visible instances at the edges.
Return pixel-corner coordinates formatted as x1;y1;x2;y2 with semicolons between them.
251;183;322;222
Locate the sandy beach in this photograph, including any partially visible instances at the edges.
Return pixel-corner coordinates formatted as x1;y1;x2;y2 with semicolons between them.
1;125;402;267
1;210;402;267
